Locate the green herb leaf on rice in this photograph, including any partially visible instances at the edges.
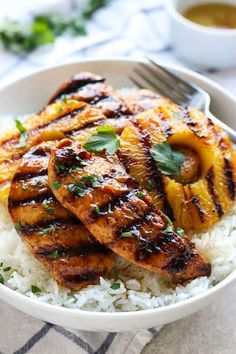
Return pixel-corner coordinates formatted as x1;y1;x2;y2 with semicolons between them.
110;282;120;290
150;142;185;175
31;285;41;293
0;274;4;284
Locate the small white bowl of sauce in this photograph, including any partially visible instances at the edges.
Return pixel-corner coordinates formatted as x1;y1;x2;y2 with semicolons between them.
166;0;236;69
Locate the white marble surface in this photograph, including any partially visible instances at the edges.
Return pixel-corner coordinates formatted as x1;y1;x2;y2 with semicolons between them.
143;283;236;354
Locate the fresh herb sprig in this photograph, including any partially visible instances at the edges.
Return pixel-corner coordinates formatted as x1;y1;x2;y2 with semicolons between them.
85;126;120;155
0;0;109;53
150;142;185;176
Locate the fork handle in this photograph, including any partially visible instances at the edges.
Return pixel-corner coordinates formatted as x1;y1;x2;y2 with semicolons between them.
208;111;236;144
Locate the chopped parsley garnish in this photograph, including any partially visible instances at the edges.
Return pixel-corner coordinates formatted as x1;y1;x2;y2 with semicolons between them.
3;267;11;272
120;231;132;238
61;95;67;104
15;119;28;148
0;274;4;284
43;204;54;214
173;112;182;120
69;165;83;173
67;174;102;197
15;220;21;231
137;191;145;200
85;126;120;155
55;162;67;173
110;282;120;290
52;180;61;190
147;181;154;192
95;206;100;216
0;263;3;267
52;249;61;260
21;181;28;190
37;224;56;236
108;203;112;214
176;227;184;237
31;285;41;294
165;215;173;225
161;225;174;234
150;142;185;175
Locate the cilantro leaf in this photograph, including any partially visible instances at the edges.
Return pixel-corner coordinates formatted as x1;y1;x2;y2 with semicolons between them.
85;126;120;155
150;142;185;175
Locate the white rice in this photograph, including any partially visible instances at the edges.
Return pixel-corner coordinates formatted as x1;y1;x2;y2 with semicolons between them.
0;202;236;312
0;94;235;312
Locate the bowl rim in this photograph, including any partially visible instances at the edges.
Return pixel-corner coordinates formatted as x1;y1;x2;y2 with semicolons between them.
166;0;236;36
0;57;236;319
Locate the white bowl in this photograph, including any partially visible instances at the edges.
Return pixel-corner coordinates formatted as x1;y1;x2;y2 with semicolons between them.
166;0;236;69
0;58;235;332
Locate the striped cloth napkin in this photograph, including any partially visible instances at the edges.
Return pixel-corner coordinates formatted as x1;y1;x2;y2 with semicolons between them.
0;1;236;353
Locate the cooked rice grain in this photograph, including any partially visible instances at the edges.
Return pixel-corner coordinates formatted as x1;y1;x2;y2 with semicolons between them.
0;202;236;312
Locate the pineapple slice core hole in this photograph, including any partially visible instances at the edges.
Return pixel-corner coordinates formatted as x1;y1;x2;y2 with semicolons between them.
171;145;201;185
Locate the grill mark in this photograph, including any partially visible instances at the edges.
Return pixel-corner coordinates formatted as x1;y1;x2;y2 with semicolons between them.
48;76;105;103
162;245;196;274
36;106;86;130
0;106;86;151
89;190;138;221
162;124;173;137
205;167;224;218
13;169;47;181
181;107;201;137
35;242;110;258
28;146;52;158
136;230;177;262
9;193;55;208
65;119;106;137
117;208;151;240
62;269;107;284
133;121;174;220
224;158;235;200
191;195;206;223
19;218;82;235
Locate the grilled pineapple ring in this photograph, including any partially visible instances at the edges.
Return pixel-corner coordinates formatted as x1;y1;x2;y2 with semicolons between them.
119;103;236;231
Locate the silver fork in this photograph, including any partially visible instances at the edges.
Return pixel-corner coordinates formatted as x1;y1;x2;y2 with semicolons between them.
130;58;236;143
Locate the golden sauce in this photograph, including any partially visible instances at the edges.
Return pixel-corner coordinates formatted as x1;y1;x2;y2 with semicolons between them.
184;3;236;29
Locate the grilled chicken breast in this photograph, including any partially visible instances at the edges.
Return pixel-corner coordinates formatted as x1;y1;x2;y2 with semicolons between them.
0;100;107;204
119;104;236;231
8;142;114;290
48;72;168;133
48;139;211;283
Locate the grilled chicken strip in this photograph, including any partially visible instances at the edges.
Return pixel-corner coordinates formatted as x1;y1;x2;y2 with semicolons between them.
8;142;114;290
48;139;211;283
48;72;168;133
0;100;107;204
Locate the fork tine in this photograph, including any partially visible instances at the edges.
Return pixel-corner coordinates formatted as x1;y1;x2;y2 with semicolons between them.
129;76;144;89
146;57;198;95
139;62;190;101
133;68;185;105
